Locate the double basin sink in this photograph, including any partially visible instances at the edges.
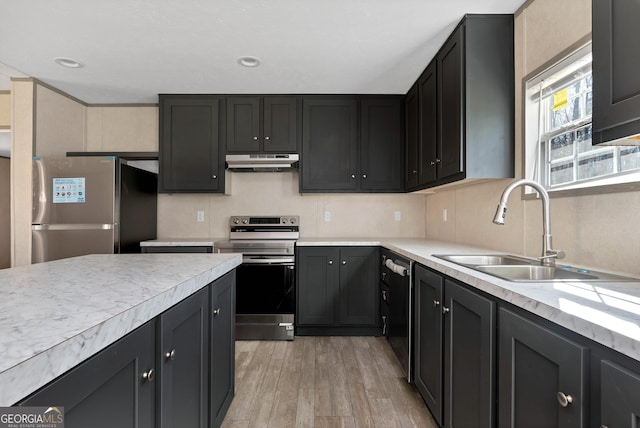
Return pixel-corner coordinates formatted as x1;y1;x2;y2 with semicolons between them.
434;254;637;282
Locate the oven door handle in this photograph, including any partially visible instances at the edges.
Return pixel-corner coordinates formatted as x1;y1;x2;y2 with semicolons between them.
242;257;295;265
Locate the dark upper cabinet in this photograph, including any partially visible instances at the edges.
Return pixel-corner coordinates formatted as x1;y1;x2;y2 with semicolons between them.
360;98;404;192
158;288;209;428
405;83;420;189
599;360;640;428
301;96;404;193
414;264;495;428
592;0;640;144
209;271;236;428
499;308;589;428
296;246;379;334
159;95;225;193
405;14;514;191
226;96;298;153
21;321;156;428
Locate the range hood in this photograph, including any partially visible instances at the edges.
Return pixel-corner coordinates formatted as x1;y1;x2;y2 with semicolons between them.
225;154;299;172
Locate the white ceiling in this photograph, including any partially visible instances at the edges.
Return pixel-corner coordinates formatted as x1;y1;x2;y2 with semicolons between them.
0;0;524;104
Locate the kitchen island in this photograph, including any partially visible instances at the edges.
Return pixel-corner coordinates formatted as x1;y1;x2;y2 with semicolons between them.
0;253;241;406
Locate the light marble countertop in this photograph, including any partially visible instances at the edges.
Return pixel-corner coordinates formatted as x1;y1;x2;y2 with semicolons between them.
140;237;226;247
0;253;242;406
298;237;640;362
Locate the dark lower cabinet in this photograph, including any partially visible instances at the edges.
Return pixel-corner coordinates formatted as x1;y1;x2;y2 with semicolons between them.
19;272;237;428
414;264;444;425
296;246;379;334
20;321;156;428
498;308;589;428
414;264;495;428
209;271;236;428
158;288;209;428
600;360;640;428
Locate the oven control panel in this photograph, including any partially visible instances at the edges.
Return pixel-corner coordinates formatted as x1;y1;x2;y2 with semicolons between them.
230;216;299;226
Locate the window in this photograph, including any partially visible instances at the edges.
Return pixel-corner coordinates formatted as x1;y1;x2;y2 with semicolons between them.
524;42;640;192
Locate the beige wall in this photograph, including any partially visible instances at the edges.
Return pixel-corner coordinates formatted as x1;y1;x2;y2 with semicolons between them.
158;173;426;238
0;157;10;268
86;106;158;152
0;92;10;129
426;0;640;277
35;85;86;156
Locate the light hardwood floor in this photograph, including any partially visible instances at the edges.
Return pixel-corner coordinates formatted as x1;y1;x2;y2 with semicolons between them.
222;336;437;428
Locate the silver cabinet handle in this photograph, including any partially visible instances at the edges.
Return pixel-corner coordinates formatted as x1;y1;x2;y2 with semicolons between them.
362;174;367;179
212;174;217;179
265;136;270;141
382;272;387;281
557;392;573;407
213;308;221;317
430;161;436;166
351;174;356;179
412;170;417;174
382;290;388;301
600;425;609;428
165;349;176;361
382;315;387;335
328;260;333;265
442;306;450;314
253;136;258;140
433;300;440;307
342;260;346;265
141;368;155;382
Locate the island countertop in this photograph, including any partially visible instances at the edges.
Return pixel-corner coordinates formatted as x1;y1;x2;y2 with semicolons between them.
0;253;242;406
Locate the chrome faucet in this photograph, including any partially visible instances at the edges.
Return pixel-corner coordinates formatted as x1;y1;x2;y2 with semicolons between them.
493;179;565;266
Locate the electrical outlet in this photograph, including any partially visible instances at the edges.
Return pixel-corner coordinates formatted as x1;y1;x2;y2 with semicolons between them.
196;210;205;222
442;208;448;222
394;211;402;222
324;211;332;222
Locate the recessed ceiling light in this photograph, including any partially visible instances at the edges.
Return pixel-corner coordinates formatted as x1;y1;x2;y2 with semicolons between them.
54;57;83;68
237;56;261;68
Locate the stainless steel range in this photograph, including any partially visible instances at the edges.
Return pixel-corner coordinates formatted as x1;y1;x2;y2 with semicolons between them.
214;215;299;341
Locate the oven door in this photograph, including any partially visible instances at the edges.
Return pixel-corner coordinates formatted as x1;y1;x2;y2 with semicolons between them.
235;260;295;341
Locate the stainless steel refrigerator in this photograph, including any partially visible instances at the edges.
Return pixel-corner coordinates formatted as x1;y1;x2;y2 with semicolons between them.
32;156;157;263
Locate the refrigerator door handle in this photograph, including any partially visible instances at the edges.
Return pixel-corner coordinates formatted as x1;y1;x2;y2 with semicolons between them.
32;224;115;231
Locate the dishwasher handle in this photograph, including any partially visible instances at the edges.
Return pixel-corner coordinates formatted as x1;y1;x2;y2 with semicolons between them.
384;258;408;277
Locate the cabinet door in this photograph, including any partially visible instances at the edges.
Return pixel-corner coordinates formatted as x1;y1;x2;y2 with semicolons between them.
210;271;236;428
437;26;464;181
418;61;438;186
360;98;404;192
600;360;640;428
413;264;444;426
443;280;495;428
227;97;260;152
158;288;209;428
21;321;156;428
338;246;379;326
296;247;340;325
593;0;640;143
405;84;419;189
499;308;588;428
301;98;358;191
263;96;298;153
160;97;224;192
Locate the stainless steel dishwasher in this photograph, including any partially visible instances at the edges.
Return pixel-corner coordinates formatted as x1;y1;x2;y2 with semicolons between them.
380;249;412;382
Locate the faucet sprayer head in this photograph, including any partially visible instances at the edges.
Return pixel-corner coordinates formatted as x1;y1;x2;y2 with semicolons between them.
493;202;508;225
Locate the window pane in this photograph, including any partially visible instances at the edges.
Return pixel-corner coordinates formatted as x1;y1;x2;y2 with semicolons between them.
620;147;640;171
550;132;574;160
577;151;614;180
576;125;593;154
550;161;574;185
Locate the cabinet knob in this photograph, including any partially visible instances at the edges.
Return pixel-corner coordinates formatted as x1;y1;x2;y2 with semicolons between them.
382;290;388;301
213;308;221;317
442;306;450;314
342;260;346;265
328;260;333;265
362;174;367;179
433;299;440;307
253;136;258;140
435;158;441;163
141;368;155;382
382;272;387;281
382;315;387;335
351;174;356;179
412;170;417;174
212;174;217;179
430;161;436;166
165;349;176;361
601;426;609;428
557;392;573;407
265;136;270;141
